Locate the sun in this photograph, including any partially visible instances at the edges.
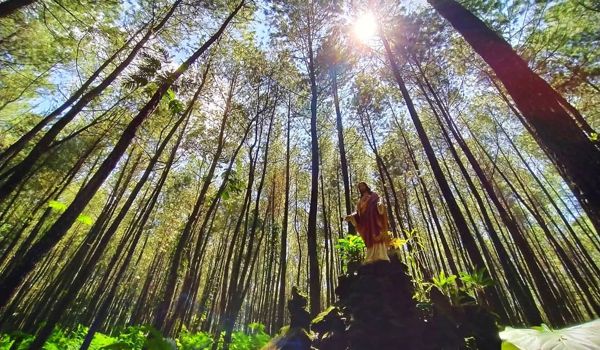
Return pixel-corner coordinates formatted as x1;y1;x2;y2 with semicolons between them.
353;12;378;43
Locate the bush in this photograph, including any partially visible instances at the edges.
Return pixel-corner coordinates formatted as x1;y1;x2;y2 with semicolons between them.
0;323;272;350
335;234;365;272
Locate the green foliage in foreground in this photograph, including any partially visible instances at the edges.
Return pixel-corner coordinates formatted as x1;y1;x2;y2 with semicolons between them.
335;234;365;272
0;323;271;350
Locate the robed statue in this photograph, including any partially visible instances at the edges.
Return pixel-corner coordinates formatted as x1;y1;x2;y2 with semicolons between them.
345;182;391;263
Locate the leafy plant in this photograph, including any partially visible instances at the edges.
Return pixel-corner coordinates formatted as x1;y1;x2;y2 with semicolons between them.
178;329;213;350
123;52;164;91
104;325;147;349
411;274;433;304
335;234;365;271
163;88;185;115
391;229;426;270
220;170;245;201
140;326;176;350
0;332;33;350
390;228;436;304
432;270;458;296
388;237;408;250
48;200;67;212
413;267;495;306
77;214;94;226
0;323;272;350
459;267;494;298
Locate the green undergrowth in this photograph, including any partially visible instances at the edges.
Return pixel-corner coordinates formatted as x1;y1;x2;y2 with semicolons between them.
0;323;271;350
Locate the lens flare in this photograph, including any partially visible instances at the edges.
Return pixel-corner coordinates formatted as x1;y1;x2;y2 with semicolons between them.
353;12;377;43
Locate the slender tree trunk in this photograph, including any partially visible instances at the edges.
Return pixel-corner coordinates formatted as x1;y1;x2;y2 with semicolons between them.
0;134;101;270
79;114;187;350
306;22;321;317
357;109;400;235
396;123;452;274
382;34;482;268
465;122;575;325
24;152;145;348
222;103;277;349
331;70;354;234
488;75;600;235
211;111;262;350
414;68;543;324
276;98;292;330
180;118;254;329
175;139;250;332
294;174;303;287
156;74;235;336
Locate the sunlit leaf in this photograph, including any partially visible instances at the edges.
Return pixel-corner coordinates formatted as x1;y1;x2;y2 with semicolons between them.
77;214;94;226
48;200;67;213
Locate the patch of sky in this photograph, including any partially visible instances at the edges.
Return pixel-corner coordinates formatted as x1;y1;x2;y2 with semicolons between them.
26;0;136;117
248;0;274;50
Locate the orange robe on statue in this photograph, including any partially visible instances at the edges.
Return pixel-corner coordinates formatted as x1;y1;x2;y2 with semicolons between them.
348;192;390;263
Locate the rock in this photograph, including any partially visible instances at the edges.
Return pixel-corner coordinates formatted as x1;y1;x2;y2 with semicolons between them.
288;287;311;330
335;258;425;349
262;328;312;350
277;255;501;349
262;286;313;350
311;306;347;350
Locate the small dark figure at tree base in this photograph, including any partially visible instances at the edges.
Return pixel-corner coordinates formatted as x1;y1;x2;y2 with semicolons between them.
262;287;312;350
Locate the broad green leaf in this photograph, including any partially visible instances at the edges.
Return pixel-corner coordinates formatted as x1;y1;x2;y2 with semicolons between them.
499;320;600;350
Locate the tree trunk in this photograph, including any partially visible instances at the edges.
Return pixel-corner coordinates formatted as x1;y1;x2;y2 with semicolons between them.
382;34;483;269
414;67;543;325
276;98;292;330
224;104;277;348
79;111;187;350
155;73;235;336
307;23;321;317
331;71;354;234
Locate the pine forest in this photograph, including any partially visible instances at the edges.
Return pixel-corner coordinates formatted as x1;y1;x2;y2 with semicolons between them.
0;0;599;349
